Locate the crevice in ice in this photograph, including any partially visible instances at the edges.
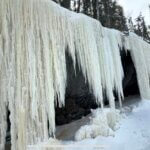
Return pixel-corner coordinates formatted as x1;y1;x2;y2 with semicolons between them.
121;50;140;96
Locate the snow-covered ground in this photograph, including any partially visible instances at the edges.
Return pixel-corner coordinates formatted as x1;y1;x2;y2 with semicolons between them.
28;96;150;150
62;97;150;150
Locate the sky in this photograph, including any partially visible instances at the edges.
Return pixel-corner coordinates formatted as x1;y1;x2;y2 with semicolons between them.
117;0;150;25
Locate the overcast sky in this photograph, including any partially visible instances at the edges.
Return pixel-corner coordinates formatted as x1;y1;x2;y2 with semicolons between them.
117;0;150;25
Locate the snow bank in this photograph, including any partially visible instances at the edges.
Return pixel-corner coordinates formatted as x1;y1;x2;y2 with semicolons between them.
63;98;150;150
75;109;120;141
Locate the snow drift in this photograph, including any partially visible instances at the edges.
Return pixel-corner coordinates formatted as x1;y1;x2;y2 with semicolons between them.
0;0;150;149
75;109;120;141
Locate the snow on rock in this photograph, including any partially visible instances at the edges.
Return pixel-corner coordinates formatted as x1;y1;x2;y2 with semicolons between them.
75;109;120;141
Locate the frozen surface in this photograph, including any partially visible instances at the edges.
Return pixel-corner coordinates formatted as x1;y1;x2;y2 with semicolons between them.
1;0;150;149
63;98;150;150
74;108;120;141
29;97;150;150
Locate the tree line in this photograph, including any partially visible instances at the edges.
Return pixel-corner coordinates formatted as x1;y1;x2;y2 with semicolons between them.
54;0;150;43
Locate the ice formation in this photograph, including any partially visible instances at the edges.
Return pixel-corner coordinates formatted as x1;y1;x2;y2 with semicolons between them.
28;138;63;150
125;33;150;99
75;109;120;141
0;0;150;149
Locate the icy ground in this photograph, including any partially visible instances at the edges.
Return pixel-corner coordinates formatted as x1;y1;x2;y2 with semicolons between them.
28;96;150;150
60;96;150;150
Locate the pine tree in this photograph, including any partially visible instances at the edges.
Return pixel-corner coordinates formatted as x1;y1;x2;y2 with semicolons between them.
141;17;150;41
108;1;127;31
53;0;70;9
134;13;150;42
73;0;128;31
60;0;70;9
55;0;128;31
134;13;143;37
127;17;134;32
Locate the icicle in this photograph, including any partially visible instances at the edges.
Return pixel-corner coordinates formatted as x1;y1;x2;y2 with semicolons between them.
103;28;124;108
71;14;103;107
0;0;150;149
125;33;150;99
18;105;27;150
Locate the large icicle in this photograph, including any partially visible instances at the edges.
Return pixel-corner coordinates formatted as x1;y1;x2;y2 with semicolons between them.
0;0;10;149
125;33;150;99
71;14;103;107
102;28;124;108
0;0;150;149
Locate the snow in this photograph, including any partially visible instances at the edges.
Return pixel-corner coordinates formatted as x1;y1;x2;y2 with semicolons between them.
75;109;120;141
64;98;150;150
28;97;150;150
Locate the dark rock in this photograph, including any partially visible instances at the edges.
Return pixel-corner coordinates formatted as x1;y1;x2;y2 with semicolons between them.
121;50;140;96
55;97;91;125
55;50;140;126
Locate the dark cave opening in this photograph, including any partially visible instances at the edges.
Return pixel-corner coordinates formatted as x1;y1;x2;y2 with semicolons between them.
55;50;140;126
5;109;11;150
121;50;140;96
55;51;96;125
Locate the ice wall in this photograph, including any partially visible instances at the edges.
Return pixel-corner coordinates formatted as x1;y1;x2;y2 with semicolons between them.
0;0;150;149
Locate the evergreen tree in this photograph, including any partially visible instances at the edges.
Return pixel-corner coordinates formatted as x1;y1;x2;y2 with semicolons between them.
134;13;143;37
108;1;127;31
141;17;149;41
127;17;134;32
71;0;128;31
53;0;70;9
134;13;150;42
60;0;70;9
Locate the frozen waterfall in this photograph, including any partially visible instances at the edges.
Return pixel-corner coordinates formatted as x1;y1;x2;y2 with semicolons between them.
0;0;150;149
